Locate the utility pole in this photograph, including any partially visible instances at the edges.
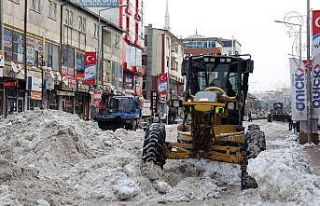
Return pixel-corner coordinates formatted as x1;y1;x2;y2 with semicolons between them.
0;0;5;117
306;0;312;144
24;0;28;111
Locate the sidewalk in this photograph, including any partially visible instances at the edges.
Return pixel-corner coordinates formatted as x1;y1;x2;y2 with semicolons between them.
304;146;320;175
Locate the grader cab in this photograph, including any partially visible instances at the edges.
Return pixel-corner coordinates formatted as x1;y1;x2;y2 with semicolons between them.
142;55;266;189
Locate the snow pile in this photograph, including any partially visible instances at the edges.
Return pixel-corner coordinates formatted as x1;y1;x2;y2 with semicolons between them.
1;111;319;205
0;110;233;205
248;135;320;205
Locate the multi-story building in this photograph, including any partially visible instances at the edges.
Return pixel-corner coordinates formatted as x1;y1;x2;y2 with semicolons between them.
73;0;145;96
221;38;242;55
143;24;184;121
183;33;223;56
182;34;242;56
0;0;123;119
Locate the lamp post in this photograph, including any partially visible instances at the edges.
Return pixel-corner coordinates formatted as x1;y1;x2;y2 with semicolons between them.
306;0;312;144
274;20;302;63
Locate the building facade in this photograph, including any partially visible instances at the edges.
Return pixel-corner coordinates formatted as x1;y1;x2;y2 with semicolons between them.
0;0;123;119
143;24;184;120
183;34;223;56
221;38;242;55
74;0;145;96
183;34;242;56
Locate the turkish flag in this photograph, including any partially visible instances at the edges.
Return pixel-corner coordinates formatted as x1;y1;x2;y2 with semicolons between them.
85;52;97;66
159;73;167;82
313;10;320;37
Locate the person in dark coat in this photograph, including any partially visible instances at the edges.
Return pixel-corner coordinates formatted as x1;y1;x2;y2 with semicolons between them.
248;111;252;122
288;116;293;131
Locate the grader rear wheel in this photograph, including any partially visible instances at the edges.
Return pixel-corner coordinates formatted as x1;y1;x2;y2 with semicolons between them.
142;124;167;167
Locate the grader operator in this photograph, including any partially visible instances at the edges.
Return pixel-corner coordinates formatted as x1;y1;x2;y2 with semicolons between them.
142;54;266;189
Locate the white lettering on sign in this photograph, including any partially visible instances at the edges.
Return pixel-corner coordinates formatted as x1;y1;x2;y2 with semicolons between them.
294;67;306;112
316;17;320;28
313;65;320;109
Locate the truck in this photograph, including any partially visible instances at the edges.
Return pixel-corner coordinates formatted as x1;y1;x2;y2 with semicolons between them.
267;102;291;122
94;96;141;130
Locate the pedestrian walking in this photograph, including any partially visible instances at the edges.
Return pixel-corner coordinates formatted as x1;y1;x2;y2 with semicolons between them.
248;111;252;122
288;116;293;131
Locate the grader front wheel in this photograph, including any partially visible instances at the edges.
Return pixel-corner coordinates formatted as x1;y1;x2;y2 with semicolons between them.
142;124;167;167
246;124;266;159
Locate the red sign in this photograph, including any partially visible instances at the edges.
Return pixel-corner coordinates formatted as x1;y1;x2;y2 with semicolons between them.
313;10;320;36
3;80;18;87
85;51;97;65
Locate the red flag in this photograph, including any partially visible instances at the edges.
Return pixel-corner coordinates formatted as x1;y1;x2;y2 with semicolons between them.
312;10;320;37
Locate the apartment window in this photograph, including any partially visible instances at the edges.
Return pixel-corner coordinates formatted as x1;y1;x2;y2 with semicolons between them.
65;9;73;27
93;23;99;38
48;1;57;20
103;30;112;48
45;43;59;69
31;0;41;12
114;34;120;48
62;45;75;68
78;16;86;32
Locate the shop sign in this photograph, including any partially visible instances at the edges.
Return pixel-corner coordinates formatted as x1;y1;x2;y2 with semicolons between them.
124;73;134;89
158;82;167;96
3;80;18;87
83;51;97;85
56;90;75;97
46;78;54;91
31;91;42;100
27;71;42;92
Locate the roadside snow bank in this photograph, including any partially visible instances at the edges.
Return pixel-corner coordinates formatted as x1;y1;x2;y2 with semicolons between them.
248;134;320;205
0;110;236;204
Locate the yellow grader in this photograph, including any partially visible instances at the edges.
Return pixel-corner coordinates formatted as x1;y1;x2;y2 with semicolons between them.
142;54;266;189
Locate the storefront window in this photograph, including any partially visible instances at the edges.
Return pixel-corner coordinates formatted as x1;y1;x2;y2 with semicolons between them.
76;52;84;73
26;37;43;67
12;32;24;64
4;29;25;64
4;29;13;62
45;43;59;69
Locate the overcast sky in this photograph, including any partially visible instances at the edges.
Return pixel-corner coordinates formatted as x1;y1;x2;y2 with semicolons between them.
144;0;320;92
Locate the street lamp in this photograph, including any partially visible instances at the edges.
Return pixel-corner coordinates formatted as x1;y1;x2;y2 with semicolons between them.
274;19;302;63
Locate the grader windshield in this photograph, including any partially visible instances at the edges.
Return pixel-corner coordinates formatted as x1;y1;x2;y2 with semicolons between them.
184;55;253;98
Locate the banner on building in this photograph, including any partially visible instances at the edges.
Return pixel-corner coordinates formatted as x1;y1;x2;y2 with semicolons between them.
158;73;168;96
27;71;42;92
0;50;4;77
289;58;307;121
83;51;97;85
312;10;320;118
71;0;119;7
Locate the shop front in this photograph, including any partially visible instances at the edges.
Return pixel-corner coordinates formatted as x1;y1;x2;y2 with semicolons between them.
56;90;75;114
76;82;91;120
27;71;42;110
